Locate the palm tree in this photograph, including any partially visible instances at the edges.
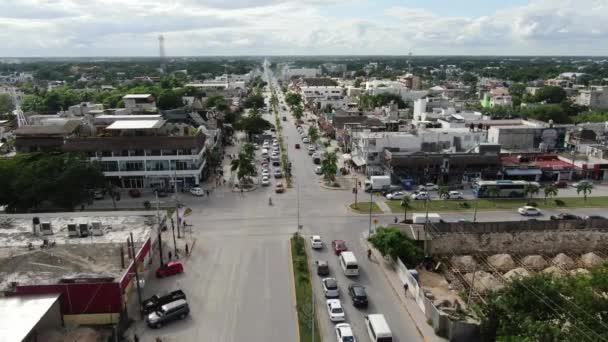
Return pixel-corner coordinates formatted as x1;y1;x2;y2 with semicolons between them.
543;184;559;204
242;143;256;160
523;182;540;201
293;105;303;121
320;152;338;183
401;196;411;222
486;186;500;198
308;126;319;144
438;186;450;207
230;152;255;188
576;182;593;202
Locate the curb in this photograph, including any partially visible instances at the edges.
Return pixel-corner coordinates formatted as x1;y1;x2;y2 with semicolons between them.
231;185;258;193
360;236;429;341
319;181;347;191
287;239;302;342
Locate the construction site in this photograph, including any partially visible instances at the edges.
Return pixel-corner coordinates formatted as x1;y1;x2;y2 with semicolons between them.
399;218;608;340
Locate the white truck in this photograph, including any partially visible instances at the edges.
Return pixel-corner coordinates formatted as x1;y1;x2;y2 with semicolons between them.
412;213;442;224
364;176;391;192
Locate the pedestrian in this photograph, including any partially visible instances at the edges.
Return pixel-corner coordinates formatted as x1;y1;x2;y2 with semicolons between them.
205;190;210;196
168;251;172;260
185;243;189;255
240;188;244;197
404;283;409;297
394;216;398;224
133;334;139;342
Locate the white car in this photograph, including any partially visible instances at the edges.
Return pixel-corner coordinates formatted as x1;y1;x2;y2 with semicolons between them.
322;278;339;298
411;191;429;200
261;176;270;186
189;187;204;196
326;299;345;322
262;169;270;177
271;155;280;161
335;323;356;342
315;166;323;175
303;137;310;144
518;206;542;216
419;183;439;191
448;191;464;199
308;145;316;151
386;191;407;200
310;235;323;249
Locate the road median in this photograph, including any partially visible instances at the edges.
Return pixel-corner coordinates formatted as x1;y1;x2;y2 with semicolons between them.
289;233;321;342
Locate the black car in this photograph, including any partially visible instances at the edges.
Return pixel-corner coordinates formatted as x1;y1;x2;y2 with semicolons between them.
550;213;582;220
585;215;607;220
316;260;329;276
142;290;186;314
348;284;368;307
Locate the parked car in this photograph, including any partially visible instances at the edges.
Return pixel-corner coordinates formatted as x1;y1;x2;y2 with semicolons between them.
272;160;281;166
326;299;346;322
586;215;606;220
419;183;439;191
273;170;283;179
331;240;348;255
322;277;339;298
142;290;186;314
518;206;542;216
411;191;429;200
128;189;141;198
553;180;568;188
275;182;285;193
380;185;403;196
303;137;310;144
316;260;330;276
448;191;464;199
348;284;368;308
310;235;323;249
572;180;592;188
315;166;323;175
189;187;204;196
386;191;407;200
145;299;189;328
335;323;355;342
550;213;582;220
295;143;301;149
93;190;104;200
261;176;270;186
282;116;287;121
156;260;184;278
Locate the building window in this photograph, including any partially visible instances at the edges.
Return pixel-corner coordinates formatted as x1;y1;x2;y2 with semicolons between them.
149;150;161;156
146;160;170;171
162;149;177;156
119;160;144;172
120;150;129;157
101;150;112;157
131;149;145;156
100;161;118;172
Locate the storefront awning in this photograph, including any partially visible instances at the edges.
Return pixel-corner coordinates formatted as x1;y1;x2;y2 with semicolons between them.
505;169;542;176
352;156;366;167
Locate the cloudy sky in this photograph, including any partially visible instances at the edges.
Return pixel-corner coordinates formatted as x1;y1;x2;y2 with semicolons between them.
1;0;607;56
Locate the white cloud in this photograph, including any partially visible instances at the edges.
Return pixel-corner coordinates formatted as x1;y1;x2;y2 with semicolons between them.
0;0;607;56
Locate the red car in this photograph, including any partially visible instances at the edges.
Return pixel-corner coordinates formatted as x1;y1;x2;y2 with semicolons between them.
156;260;184;278
331;240;348;255
553;180;568;188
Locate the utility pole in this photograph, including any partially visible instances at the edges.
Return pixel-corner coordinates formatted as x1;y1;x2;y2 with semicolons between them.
155;192;164;267
129;232;143;317
368;190;373;236
424;198;430;256
173;172;181;238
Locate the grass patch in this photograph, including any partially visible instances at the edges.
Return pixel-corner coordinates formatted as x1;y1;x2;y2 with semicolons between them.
350;202;383;214
385;196;608;213
290;233;321;342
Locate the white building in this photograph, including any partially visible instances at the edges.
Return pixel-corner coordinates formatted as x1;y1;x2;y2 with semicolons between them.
300;86;347;110
281;67;320;80
490;95;513;108
413;97;465;122
576;87;608;109
122;94;157;114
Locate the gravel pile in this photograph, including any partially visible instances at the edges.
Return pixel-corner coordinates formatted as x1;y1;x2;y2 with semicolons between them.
522;255;548;270
487;254;515;272
504;267;530;280
464;271;504;293
580;252;603;268
543;266;565;276
552;253;575;270
451;255;477;272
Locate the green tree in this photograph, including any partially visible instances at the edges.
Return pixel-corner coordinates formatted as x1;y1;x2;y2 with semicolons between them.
320;152;338;183
285;92;302;108
543;184;559;204
230;150;256;188
400;196;411;222
157;89;185;110
523;182;540;201
353;78;363;88
20;95;47;112
243;92;265;109
307;126;319;144
0;94;15;114
205;95;228;111
293;105;304;121
576;182;593;202
235;108;272;140
368;226;423;267
534;86;567;104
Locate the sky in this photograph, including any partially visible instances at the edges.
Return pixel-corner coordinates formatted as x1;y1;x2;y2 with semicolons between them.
1;0;607;57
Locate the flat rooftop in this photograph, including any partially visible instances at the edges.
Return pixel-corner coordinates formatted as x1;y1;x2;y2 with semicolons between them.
106;119;165;130
0;213;157;289
122;94;152;99
0;294;60;342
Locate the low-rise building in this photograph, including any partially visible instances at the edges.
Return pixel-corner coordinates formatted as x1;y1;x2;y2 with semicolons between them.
488;124;566;152
122;94;156;114
576;87;608;109
14;119;82;153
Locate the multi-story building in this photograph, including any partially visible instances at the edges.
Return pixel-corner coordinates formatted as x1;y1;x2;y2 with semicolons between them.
122;94;156;114
300;86;346;110
413;97;465;122
488;124;566;152
576;87;608;109
62;118;211;190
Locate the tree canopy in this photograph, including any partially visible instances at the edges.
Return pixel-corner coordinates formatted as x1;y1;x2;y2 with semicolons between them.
533;86;568;104
243;92;265;109
285;92;303;108
0;94;15;114
368;226;423;267
0;153;105;212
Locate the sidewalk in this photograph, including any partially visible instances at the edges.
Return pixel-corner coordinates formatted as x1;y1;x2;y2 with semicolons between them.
362;236;447;342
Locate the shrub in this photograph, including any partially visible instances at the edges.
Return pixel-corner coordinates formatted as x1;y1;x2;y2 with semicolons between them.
143;201;152;210
554;199;566;206
526;201;538;207
460;202;471;208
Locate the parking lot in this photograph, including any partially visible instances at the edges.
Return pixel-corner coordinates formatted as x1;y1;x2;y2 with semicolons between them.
307;232;421;342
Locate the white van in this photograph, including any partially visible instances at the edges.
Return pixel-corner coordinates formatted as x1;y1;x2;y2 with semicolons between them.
365;314;393;342
339;251;359;276
261;148;269;158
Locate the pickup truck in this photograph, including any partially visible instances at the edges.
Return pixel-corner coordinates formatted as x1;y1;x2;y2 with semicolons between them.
142;290;187;314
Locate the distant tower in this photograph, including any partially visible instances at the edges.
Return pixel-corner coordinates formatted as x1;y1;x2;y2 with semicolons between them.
158;35;166;73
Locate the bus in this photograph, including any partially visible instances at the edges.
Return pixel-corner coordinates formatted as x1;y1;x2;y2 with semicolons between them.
472;180;540;198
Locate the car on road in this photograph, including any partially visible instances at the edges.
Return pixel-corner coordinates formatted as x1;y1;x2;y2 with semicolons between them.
272;160;281;166
261;176;270;186
145;299;190;328
282;116;287;121
335;323;356;342
585;215;606;220
142;290;186;314
310;235;323;249
315;166;323;175
322;277;339;298
419;183;439;191
411;191;429;200
518;206;542;216
273;170;283;179
275;182;285;193
326;299;346;322
303;137;310;144
93;190;104;200
572;180;592;188
348;284;368;308
331;240;348;255
295;143;301;149
386;191;407;200
156;260;184;278
553;180;568;188
316;260;330;276
189;187;204;196
550;213;582;220
448;191;464;199
271;155;280;161
262;169;270;177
